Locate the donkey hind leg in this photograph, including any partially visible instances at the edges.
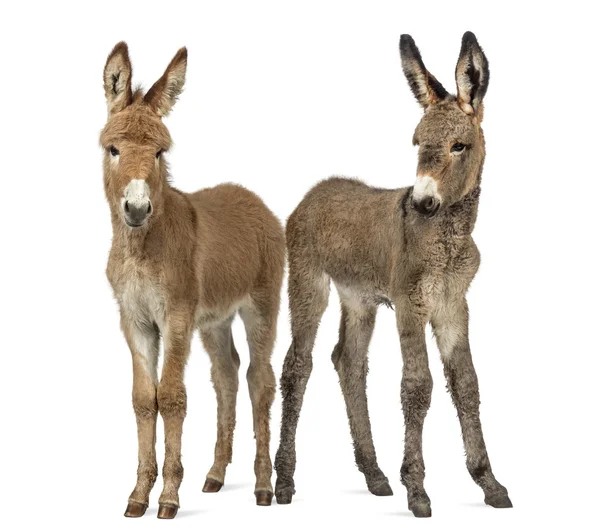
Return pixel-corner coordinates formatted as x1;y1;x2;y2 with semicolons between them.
275;271;330;504
122;318;160;518
396;298;433;518
332;296;392;496
431;298;512;509
199;316;240;494
240;293;279;506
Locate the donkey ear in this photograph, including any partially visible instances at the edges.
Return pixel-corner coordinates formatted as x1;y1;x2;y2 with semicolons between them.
455;32;489;115
144;47;187;117
400;34;448;109
104;42;133;116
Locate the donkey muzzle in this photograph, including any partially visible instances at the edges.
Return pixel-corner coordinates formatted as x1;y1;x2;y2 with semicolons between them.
411;195;440;217
412;175;441;218
122;179;152;227
124;200;152;227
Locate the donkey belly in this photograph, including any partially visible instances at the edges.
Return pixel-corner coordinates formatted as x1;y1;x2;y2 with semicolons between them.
194;296;250;331
334;280;393;310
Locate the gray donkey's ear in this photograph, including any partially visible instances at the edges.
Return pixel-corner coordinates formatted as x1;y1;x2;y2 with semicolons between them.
455;32;489;115
400;34;449;108
104;42;133;116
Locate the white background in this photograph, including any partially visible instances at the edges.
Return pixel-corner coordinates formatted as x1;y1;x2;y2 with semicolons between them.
1;1;598;530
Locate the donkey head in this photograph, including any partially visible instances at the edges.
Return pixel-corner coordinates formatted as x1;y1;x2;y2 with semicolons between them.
100;42;187;229
400;32;489;218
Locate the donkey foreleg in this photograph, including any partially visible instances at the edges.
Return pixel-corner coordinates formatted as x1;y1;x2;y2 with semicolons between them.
156;313;193;519
396;299;433;518
431;298;512;508
122;318;160;518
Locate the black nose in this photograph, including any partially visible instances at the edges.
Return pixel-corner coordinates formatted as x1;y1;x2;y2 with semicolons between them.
411;196;440;217
124;200;152;226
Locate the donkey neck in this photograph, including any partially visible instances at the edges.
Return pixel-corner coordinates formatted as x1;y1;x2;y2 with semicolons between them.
438;185;481;237
403;185;481;238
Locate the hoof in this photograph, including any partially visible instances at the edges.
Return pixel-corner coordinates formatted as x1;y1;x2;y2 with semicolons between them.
409;501;432;518
255;490;273;506
202;478;223;493
124;501;147;518
275;486;294;505
485;492;513;508
157;504;178;519
368;480;393;497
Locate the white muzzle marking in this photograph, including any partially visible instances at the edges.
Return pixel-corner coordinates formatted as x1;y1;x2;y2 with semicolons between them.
122;179;150;209
412;175;441;202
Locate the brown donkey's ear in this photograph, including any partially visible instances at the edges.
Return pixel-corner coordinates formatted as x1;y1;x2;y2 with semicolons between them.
104;42;133;116
455;31;489;115
144;48;188;117
400;34;448;109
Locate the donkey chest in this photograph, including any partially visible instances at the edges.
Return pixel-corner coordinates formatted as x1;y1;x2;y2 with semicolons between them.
110;264;166;331
414;236;480;301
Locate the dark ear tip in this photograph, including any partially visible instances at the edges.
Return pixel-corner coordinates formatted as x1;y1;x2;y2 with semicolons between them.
399;34;415;49
110;41;129;57
462;31;480;47
177;47;188;60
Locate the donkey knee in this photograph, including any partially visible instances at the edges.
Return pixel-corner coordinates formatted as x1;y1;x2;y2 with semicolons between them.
247;362;276;401
132;389;158;419
401;373;433;414
157;384;187;418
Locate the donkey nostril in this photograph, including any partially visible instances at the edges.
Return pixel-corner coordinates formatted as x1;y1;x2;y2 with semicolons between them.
147;203;152;215
412;196;439;217
124;200;130;213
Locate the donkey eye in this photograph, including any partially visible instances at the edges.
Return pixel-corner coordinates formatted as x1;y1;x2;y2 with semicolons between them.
156;150;163;159
109;146;120;157
451;143;466;153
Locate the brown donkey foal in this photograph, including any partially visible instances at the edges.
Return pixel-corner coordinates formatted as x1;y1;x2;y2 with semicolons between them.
101;43;285;518
275;32;511;517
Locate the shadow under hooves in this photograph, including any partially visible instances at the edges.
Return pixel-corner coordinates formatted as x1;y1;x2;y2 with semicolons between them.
385;511;416;518
176;509;205;518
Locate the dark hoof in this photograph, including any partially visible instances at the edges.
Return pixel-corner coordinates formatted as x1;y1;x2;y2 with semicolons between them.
157;504;178;519
202;478;223;493
368;480;393;496
485;492;513;508
124;501;147;518
275;486;294;505
409;501;432;518
255;490;273;506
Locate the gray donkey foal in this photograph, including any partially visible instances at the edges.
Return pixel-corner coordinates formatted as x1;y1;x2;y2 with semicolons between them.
274;32;512;517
